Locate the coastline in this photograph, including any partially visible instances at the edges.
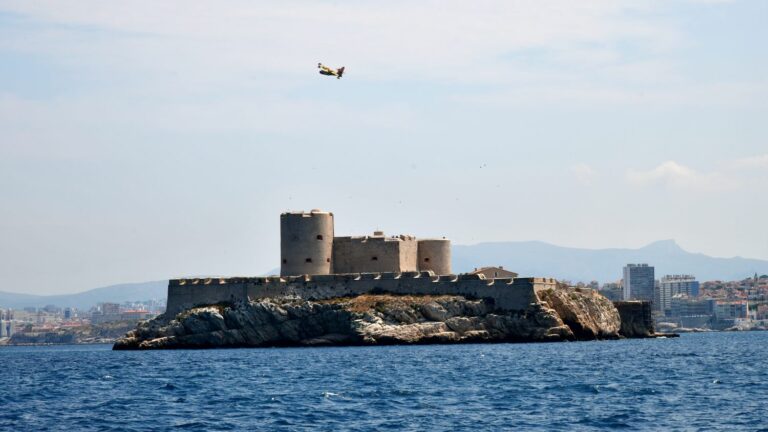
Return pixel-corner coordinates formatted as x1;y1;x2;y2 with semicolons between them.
114;289;650;350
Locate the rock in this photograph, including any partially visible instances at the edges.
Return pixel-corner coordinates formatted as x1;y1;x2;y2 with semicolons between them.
539;286;621;339
444;316;476;334
613;300;655;338
420;302;449;322
113;291;624;350
9;320;144;346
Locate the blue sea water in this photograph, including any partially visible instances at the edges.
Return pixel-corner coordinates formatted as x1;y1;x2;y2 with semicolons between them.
1;332;767;431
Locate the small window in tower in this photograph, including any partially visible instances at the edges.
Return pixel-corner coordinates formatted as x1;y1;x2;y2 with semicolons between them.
371;256;378;261
326;258;330;263
306;258;312;263
424;258;430;262
317;235;323;240
282;259;287;264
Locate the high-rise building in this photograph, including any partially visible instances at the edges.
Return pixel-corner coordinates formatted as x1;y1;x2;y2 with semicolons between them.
658;275;699;314
669;294;715;328
655;279;670;314
670;294;714;317
715;301;747;319
100;303;120;315
91;302;122;324
623;264;655;302
664;275;699;297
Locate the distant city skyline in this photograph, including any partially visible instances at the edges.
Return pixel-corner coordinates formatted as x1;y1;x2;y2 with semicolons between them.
1;1;766;294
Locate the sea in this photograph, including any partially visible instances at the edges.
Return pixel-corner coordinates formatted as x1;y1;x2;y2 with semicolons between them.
1;332;766;431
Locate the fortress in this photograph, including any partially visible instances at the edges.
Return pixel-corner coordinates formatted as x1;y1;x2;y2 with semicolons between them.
165;210;557;315
120;209;659;350
280;209;451;276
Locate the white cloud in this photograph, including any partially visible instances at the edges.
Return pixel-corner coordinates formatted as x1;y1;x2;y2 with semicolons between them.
570;163;597;185
728;154;768;170
625;154;768;192
627;160;696;185
626;160;736;191
0;1;682;85
3;0;734;147
1;0;762;112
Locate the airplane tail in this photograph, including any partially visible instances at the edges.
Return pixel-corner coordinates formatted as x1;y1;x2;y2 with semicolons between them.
337;66;345;78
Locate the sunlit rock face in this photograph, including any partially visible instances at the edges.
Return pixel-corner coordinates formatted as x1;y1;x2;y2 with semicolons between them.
114;289;622;350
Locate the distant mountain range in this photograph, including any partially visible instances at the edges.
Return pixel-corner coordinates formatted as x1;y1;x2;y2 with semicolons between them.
2;240;766;309
453;239;768;283
0;281;167;310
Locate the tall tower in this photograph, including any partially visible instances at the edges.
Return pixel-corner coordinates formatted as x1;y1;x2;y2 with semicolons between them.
623;263;655;302
417;238;452;275
280;209;334;276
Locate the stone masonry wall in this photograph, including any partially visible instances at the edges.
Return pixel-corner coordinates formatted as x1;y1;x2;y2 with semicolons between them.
332;236;418;274
613;300;655;337
166;273;557;316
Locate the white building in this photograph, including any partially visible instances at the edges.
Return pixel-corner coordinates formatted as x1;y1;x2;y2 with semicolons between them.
658;275;699;315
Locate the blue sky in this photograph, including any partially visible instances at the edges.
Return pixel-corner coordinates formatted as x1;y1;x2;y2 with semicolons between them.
0;0;766;294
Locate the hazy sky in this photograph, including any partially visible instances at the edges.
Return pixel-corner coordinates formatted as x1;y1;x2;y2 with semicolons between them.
1;1;766;295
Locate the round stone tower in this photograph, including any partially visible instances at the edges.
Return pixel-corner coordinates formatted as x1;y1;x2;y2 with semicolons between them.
417;238;452;275
280;210;334;276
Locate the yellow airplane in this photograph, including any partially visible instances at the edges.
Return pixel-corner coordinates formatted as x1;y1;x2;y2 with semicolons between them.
318;62;345;79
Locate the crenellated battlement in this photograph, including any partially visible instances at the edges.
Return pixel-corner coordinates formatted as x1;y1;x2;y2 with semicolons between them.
170;272;557;287
166;272;558;316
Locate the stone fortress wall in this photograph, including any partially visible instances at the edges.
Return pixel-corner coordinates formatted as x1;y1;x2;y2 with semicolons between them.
167;209;555;316
166;272;557;316
333;234;418;274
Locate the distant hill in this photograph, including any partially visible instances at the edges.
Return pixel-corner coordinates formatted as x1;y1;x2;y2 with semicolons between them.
2;242;765;309
0;280;167;310
453;240;768;283
0;269;281;310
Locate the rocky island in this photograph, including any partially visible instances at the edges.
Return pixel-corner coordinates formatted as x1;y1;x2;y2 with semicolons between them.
115;209;661;350
114;287;656;349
